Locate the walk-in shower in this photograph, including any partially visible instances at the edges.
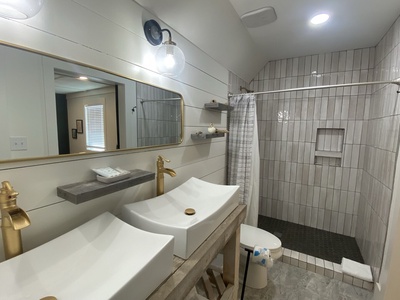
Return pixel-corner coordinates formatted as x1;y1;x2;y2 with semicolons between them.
229;46;400;282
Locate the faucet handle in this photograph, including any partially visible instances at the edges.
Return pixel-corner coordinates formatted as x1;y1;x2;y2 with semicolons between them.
157;155;171;163
0;181;19;202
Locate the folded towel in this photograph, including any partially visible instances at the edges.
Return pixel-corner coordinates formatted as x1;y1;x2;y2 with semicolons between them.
252;245;273;267
341;257;373;282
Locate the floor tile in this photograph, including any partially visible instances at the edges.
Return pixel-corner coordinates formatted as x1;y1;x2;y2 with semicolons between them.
241;261;373;300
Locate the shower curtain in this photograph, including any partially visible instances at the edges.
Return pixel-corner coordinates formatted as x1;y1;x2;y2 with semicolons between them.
228;94;260;227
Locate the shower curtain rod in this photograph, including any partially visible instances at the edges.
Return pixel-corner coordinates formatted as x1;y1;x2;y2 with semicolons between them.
228;77;400;98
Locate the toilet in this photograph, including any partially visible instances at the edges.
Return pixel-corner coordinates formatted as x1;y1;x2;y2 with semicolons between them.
239;224;283;289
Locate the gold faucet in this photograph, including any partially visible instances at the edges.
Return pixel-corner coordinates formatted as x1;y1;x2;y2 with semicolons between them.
156;155;176;196
0;181;31;260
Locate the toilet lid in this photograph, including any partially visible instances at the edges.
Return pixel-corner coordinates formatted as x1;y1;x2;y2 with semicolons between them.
240;224;282;250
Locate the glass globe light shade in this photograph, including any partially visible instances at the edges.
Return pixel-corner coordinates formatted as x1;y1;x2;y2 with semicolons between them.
155;43;185;78
0;0;44;19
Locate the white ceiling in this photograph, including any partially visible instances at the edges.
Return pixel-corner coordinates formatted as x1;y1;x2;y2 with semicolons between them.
54;73;113;94
135;0;400;82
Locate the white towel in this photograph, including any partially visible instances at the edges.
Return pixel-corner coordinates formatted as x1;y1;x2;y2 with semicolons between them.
252;245;273;267
341;257;373;282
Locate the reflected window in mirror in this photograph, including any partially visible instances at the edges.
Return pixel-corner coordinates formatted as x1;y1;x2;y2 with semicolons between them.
85;104;106;152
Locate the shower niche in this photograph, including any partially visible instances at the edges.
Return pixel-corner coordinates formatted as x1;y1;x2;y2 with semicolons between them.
314;128;345;167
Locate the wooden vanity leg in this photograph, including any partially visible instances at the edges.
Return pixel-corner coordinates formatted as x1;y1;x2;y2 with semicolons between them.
222;226;240;299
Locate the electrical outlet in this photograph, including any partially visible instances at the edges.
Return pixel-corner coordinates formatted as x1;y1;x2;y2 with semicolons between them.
10;136;28;151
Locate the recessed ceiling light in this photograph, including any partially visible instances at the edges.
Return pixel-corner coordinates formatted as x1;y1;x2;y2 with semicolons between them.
310;13;329;25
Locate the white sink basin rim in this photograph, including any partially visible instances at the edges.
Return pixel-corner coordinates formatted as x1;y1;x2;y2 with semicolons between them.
0;212;174;300
122;177;240;259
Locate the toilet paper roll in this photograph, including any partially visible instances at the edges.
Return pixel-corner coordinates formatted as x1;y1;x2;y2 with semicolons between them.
252;245;273;268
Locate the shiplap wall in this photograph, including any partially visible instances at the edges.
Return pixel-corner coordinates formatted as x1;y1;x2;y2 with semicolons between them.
0;0;228;261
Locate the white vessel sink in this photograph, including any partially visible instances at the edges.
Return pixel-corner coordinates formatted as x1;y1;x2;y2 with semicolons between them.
0;212;174;300
121;177;239;259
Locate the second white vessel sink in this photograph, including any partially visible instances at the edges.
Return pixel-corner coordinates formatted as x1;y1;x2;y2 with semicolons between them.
0;212;174;300
122;177;240;259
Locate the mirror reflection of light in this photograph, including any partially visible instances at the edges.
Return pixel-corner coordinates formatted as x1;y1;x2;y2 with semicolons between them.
78;76;88;80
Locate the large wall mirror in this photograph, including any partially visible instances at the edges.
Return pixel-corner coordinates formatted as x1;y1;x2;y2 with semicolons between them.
0;43;183;162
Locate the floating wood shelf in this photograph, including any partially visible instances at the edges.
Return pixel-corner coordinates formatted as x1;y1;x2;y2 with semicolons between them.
191;132;225;140
204;102;233;111
57;169;155;204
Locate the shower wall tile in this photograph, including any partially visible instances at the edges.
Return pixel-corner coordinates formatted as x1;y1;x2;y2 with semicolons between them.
357;15;400;281
256;47;373;239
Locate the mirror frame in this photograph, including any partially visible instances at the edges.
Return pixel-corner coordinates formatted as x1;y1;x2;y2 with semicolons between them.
0;41;184;164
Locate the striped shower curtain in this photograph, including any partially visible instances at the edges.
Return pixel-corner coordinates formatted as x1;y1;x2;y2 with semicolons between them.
228;94;260;227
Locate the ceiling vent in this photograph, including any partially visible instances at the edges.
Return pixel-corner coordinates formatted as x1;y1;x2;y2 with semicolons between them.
241;6;277;28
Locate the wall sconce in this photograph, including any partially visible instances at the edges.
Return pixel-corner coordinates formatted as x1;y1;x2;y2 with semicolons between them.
144;19;185;78
0;0;43;19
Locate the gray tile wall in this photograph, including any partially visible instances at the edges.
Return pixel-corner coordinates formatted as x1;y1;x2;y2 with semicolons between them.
251;48;375;237
357;15;400;280
136;82;181;147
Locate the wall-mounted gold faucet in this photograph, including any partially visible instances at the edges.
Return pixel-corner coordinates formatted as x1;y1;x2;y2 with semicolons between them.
156;155;176;196
0;181;31;260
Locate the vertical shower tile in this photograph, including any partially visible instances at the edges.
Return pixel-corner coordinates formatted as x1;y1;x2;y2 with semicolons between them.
298;143;305;163
338;51;347;72
341;168;350;191
313;187;320;208
341;97;350;120
349;168;358;191
317;208;325;229
339;191;348;213
344;213;353;236
334;168;342;190
321;166;329;187
346;50;354;71
330;211;338;232
294;204;300;223
320;97;328;119
353;49;362;70
305;206;312;226
326;189;334;210
323;210;332;231
361;48;370;69
334;97;342;120
337;212;345;234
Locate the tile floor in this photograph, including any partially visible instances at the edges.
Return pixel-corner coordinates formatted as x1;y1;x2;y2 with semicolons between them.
258;215;364;264
241;260;373;300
